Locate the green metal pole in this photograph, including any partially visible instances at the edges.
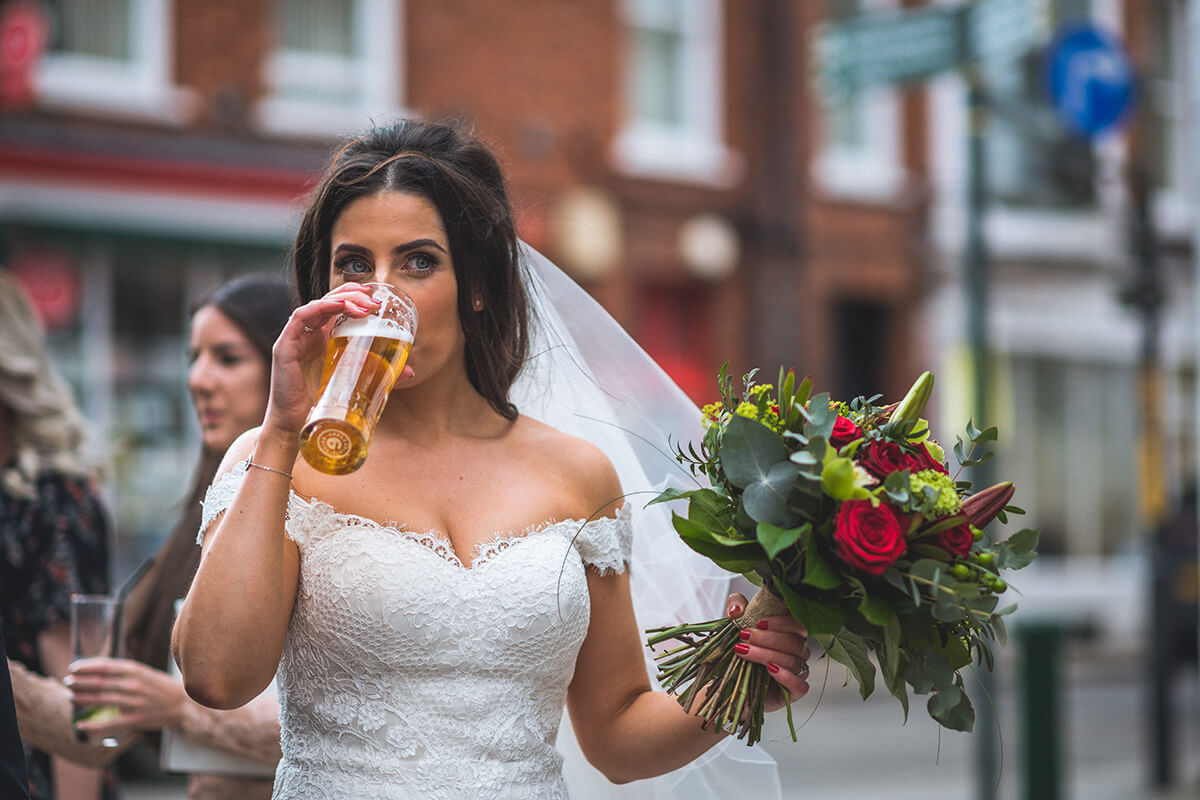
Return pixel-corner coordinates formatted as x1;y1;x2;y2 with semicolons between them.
1019;622;1064;800
963;39;998;800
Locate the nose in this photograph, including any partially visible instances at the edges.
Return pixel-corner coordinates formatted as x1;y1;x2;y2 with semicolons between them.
188;352;216;396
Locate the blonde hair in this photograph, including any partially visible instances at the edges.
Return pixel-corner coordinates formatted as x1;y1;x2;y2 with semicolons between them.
0;270;93;498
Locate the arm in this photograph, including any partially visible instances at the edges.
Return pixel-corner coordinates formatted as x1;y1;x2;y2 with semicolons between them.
172;286;382;710
8;658;133;770
562;453;809;784
67;658;281;766
567;574;810;784
171;430;300;710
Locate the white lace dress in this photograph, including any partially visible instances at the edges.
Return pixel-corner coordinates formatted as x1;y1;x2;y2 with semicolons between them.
198;459;632;800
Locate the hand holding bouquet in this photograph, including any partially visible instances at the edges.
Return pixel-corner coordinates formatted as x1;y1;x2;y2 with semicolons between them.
646;368;1038;744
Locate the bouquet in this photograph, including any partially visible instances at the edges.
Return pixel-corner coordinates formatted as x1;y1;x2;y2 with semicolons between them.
646;367;1038;744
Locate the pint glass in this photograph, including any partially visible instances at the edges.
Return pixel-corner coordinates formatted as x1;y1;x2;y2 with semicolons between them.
299;283;418;475
70;594;122;747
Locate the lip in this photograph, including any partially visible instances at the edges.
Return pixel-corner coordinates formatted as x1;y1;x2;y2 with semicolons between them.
196;410;222;428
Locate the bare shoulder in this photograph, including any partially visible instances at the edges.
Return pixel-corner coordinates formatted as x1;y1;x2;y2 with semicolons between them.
512;416;624;518
215;427;261;478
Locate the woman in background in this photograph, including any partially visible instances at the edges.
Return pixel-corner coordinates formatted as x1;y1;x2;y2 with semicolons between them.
10;272;292;800
0;269;114;799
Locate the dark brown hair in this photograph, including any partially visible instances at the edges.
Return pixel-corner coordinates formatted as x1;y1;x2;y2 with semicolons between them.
122;273;294;671
292;119;528;419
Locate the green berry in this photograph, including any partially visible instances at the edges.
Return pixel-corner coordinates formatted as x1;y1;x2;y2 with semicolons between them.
972;527;984;542
992;579;1007;593
951;564;971;580
976;552;995;567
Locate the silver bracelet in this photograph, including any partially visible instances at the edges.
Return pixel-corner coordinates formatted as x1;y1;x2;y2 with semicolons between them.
246;458;294;481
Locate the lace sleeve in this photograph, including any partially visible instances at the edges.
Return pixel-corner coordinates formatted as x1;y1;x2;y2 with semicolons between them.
570;504;632;574
196;459;250;545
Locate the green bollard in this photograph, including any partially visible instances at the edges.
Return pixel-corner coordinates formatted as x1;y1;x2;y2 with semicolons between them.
1018;620;1066;800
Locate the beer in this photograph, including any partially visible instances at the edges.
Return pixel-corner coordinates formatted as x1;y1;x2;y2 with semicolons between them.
300;284;417;475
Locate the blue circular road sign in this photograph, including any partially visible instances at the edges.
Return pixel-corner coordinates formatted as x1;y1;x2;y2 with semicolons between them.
1045;24;1135;138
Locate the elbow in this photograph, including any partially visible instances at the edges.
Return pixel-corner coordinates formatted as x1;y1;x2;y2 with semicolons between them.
181;675;246;711
177;658;257;710
588;754;650;786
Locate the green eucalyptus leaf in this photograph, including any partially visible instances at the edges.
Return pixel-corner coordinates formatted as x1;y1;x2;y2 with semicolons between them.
1005;528;1040;555
882;470;911;504
742;461;801;526
928;686;975;732
719;415;790;489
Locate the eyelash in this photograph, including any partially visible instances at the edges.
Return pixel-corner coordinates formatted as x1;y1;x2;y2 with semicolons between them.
333;252;439;278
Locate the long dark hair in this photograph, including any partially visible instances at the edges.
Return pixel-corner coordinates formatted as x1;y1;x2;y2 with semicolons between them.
293;119;528;419
122;273;294;670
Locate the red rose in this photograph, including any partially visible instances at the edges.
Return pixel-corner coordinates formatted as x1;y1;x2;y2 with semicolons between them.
912;442;949;474
937;523;973;558
830;416;861;448
857;441;921;479
833;499;906;576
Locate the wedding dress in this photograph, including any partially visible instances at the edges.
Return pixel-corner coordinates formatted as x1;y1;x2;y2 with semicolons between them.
196;245;782;798
200;458;632;799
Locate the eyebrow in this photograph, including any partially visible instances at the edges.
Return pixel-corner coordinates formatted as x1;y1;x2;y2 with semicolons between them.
333;238;449;257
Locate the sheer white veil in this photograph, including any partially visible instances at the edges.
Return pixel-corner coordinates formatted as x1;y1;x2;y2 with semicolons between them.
510;244;782;798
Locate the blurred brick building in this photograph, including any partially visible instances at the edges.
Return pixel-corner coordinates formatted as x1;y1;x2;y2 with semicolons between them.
0;0;929;565
9;0;1189;570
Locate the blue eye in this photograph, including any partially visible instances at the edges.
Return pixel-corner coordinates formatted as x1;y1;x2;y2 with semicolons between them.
406;252;437;273
335;256;372;275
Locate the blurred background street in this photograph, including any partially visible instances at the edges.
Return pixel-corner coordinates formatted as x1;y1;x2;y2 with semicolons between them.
5;0;1200;797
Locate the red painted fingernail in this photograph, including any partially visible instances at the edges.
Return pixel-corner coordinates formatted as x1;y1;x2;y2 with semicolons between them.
757;620;769;630
730;604;743;617
735;643;750;655
767;663;780;674
738;629;752;641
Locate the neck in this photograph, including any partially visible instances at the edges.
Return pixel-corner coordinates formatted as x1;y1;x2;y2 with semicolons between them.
377;359;507;444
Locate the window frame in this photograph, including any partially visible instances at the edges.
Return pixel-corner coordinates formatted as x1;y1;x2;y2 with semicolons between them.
613;0;740;186
35;0;192;122
255;0;404;138
812;0;907;201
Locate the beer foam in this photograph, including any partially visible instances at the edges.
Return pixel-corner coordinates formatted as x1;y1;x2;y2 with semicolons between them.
334;315;414;342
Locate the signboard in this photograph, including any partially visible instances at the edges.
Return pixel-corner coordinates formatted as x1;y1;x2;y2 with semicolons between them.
816;0;1048;96
970;0;1050;65
815;6;964;96
1045;25;1135;138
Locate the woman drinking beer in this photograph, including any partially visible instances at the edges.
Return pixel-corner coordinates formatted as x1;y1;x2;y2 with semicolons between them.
173;119;810;799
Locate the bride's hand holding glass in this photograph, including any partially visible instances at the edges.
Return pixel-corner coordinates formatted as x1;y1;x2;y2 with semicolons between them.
263;283;412;437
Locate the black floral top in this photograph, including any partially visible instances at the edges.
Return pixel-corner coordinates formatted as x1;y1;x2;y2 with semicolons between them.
0;466;115;800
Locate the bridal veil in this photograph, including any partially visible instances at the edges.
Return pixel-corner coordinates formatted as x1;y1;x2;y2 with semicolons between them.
511;244;783;798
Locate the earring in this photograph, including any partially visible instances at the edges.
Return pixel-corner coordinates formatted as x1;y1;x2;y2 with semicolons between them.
473;298;483;311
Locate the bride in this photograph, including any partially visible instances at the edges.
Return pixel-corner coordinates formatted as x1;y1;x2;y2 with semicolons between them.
172;119;809;798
